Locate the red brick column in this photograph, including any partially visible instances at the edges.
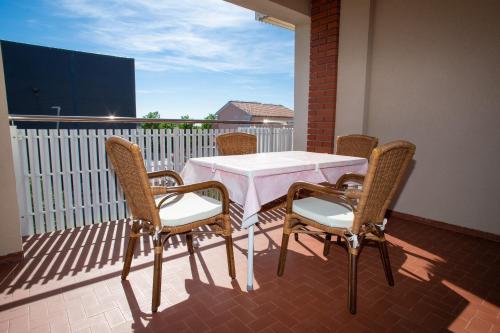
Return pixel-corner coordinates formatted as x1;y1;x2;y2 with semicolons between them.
307;0;341;153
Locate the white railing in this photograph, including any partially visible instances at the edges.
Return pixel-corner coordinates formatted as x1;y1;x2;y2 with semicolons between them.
9;126;293;236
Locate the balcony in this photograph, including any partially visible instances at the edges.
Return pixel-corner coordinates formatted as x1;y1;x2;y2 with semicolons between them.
0;117;498;332
1;0;500;332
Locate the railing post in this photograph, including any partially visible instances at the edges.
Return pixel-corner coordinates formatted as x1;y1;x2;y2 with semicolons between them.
10;125;29;236
173;127;180;172
270;127;275;152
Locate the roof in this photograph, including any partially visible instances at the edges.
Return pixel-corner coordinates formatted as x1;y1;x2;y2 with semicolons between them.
0;40;134;61
222;101;294;118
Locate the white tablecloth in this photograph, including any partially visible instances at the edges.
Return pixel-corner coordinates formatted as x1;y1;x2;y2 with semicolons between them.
180;151;368;228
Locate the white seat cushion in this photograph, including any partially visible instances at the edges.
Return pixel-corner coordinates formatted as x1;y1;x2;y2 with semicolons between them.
292;197;354;229
155;193;223;227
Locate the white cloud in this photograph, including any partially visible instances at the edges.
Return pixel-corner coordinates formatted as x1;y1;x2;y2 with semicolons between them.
54;0;293;73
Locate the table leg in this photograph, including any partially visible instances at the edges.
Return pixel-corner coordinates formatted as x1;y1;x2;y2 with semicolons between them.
246;224;254;291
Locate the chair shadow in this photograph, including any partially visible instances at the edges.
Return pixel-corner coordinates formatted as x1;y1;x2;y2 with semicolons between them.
120;254;245;332
0;207;498;332
116;218;486;332
0;203;281;309
0;202;273;289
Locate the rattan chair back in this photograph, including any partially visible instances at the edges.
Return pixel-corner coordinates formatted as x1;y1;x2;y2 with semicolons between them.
105;136;159;226
353;141;415;233
216;132;257;155
336;135;378;159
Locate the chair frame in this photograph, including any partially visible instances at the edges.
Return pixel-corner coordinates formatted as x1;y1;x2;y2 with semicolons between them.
277;141;415;314
335;134;378;159
106;136;235;313
294;134;378;243
216;132;257;156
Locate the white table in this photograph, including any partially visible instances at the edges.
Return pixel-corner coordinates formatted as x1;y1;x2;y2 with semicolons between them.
180;151;368;290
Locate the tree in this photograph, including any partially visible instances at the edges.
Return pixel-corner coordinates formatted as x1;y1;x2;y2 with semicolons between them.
140;111;162;129
202;113;216;129
140;111;175;129
178;115;193;130
140;112;216;130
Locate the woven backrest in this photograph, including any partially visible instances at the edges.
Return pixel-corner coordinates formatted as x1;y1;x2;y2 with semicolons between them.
216;132;257;155
336;135;378;159
105;136;159;225
352;141;416;233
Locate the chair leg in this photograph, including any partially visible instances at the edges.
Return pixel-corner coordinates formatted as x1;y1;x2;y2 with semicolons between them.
323;234;332;256
348;252;358;314
277;233;290;276
294;233;299;241
222;216;236;279
378;240;394;286
122;224;139;280
336;235;342;245
225;235;236;279
186;233;194;255
152;238;163;313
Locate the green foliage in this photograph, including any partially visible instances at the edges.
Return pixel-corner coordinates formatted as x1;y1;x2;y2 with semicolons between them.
178;115;193;130
202;113;216;129
140;112;216;130
140;111;165;129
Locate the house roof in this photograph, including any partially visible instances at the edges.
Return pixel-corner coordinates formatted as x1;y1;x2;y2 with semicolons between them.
222;101;294;118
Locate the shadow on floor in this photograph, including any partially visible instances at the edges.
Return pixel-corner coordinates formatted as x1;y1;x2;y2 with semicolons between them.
0;207;499;332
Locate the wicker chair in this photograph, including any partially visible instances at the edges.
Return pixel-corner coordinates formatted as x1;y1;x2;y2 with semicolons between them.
277;140;415;314
105;136;235;313
310;134;378;246
335;134;378;159
216;132;288;211
216;132;257;155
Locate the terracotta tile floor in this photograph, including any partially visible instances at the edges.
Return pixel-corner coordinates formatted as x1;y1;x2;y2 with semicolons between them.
1;205;499;332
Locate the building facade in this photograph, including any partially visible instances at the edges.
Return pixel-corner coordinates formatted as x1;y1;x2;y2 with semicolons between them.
1;40;136;129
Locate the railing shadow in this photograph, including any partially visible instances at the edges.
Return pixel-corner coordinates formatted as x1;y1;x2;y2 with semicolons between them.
0;203;282;306
0;208;498;332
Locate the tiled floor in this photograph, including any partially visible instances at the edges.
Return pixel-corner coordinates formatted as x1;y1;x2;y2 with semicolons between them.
1;205;499;332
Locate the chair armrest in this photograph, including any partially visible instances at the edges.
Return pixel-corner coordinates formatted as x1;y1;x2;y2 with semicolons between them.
286;182;357;214
345;188;361;199
147;170;184;185
151;186;169;196
156;181;230;214
335;173;365;189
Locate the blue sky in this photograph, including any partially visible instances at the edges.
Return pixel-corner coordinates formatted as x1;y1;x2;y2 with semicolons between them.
0;0;294;118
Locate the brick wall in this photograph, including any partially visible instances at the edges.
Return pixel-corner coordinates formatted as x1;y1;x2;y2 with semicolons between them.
307;0;341;153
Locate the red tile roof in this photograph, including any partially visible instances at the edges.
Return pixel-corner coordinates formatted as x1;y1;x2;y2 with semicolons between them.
229;101;294;118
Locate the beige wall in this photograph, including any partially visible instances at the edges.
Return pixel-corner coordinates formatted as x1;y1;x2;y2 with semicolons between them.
0;44;23;255
252;116;293;127
336;0;372;137
364;0;500;234
216;103;252;129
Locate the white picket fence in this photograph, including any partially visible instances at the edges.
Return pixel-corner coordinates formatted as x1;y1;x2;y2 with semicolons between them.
9;126;293;236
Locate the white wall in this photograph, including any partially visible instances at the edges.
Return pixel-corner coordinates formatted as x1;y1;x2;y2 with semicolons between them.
364;0;500;234
293;22;310;151
268;0;309;16
225;0;309;25
0;44;23;256
225;0;310;151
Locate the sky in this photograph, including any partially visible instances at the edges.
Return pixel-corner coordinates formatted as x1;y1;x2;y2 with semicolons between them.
0;0;294;119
